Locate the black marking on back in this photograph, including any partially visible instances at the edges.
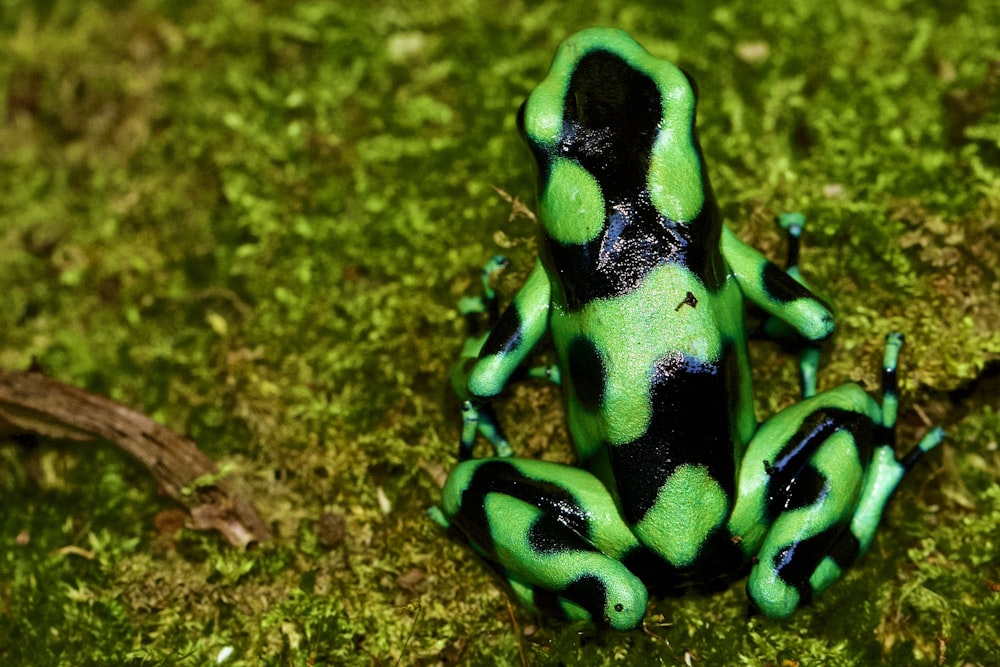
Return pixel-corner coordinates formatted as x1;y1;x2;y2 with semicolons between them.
525;49;725;311
562;51;662;181
621;545;679;589
609;343;739;527
566;335;606;411
623;528;747;592
686;527;751;586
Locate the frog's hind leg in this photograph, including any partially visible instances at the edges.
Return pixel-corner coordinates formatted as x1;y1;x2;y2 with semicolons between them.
730;333;942;618
792;336;943;608
436;457;648;630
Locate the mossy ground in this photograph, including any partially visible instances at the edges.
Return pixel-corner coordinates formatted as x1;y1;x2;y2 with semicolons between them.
1;1;998;665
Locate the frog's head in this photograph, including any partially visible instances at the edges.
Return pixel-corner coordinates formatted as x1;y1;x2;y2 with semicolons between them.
518;27;710;245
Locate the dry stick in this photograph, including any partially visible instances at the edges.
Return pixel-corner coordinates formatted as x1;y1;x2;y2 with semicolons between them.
0;367;271;547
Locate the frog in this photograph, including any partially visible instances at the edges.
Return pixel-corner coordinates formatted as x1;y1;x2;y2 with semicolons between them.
430;27;943;631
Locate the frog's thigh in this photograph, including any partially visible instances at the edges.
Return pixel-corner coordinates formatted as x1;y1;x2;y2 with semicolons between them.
730;388;880;618
441;458;647;630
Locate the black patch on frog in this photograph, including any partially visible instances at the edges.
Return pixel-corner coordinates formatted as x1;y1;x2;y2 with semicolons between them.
763;408;876;521
609;344;740;528
765;463;829;519
454;461;591;559
479;302;523;361
883;367;898;395
623;528;748;592
767;523;850;602
621;545;678;587
828;527;861;570
560;574;612;625
526;50;727;311
686;527;752;586
527;512;598;556
529;583;572;621
567;335;606;411
760;262;830;308
541;199;725;313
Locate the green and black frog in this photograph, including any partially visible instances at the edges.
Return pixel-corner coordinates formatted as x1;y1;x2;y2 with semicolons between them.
431;27;943;631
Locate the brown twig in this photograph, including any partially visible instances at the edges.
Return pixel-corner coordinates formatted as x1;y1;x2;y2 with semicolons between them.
0;367;271;547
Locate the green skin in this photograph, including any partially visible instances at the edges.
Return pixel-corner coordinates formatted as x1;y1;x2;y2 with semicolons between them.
432;28;943;631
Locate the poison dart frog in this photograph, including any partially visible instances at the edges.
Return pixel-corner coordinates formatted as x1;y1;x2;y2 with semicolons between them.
430;27;943;631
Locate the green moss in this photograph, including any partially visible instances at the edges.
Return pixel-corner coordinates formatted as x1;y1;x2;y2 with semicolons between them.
1;0;997;665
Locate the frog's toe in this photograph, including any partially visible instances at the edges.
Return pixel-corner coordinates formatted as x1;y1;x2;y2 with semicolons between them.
602;575;649;631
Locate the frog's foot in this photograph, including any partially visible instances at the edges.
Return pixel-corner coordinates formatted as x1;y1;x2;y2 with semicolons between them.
457;255;510;334
736;396;872;618
437;457;647;630
427;505;451;529
526;363;561;386
459;400;512;459
761;425;944;618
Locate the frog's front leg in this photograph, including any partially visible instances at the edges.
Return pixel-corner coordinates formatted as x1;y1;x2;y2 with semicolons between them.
766;213;823;397
727;334;943;618
722;222;833;397
453;260;552;459
436;457;648;630
722;225;834;343
451;256;514;456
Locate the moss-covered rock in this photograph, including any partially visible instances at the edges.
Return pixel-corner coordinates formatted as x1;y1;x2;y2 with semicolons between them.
1;1;997;665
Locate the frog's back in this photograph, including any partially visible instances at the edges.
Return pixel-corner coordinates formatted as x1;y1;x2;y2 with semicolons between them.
521;29;757;570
